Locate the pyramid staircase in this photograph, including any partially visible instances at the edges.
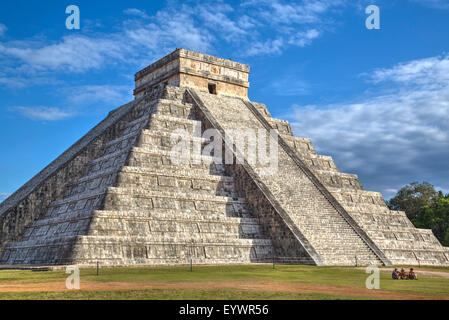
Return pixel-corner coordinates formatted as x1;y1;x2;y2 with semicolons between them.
188;90;387;266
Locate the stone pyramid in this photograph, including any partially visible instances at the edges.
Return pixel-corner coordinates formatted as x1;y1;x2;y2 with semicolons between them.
0;49;448;266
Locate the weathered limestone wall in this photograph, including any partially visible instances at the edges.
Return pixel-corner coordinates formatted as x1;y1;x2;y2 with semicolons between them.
1;86;275;266
0;97;147;253
134;49;250;99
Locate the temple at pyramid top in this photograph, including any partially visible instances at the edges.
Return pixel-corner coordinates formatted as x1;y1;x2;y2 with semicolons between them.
134;48;250;99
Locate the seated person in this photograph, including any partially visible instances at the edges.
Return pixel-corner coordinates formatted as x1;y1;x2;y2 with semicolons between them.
399;268;407;280
408;268;418;280
392;268;400;279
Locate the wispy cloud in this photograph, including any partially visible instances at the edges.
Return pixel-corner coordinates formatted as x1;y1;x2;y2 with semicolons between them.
0;76;62;89
0;35;129;73
64;85;133;105
251;0;342;25
14;106;75;121
287;54;449;199
368;54;449;87
288;29;321;47
0;1;346;77
124;8;150;19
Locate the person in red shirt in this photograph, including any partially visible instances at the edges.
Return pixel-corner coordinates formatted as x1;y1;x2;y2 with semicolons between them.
408;268;418;280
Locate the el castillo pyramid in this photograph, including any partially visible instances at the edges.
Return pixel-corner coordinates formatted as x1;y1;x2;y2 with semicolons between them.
0;49;448;267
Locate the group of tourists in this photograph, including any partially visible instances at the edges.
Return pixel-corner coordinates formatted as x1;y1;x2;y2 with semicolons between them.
392;268;418;280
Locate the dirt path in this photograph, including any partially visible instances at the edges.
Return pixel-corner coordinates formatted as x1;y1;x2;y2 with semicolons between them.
0;279;446;300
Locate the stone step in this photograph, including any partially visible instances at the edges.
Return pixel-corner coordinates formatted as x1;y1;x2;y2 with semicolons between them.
148;114;201;133
76;235;273;246
267;118;293;135
104;131;140;154
136;129;211;153
50;188;107;209
349;210;407;218
377;242;448;251
103;187;251;218
20;205;261;242
86;149;129;175
125;155;226;174
314;170;363;191
321;257;381;266
131;145;216;162
107;186;246;202
92;210;258;224
89;224;265;240
281;134;316;154
329;189;386;206
119;166;231;181
64;169;118;198
154;99;194;119
127;146;224;175
297;154;339;172
140;128;208;143
116;167;237;197
122;114;151;135
5;235;272;256
341;203;394;214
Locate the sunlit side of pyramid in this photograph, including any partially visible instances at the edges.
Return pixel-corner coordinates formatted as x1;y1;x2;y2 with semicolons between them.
0;49;448;266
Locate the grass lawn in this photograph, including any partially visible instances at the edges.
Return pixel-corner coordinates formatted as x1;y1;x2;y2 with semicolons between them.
0;264;448;300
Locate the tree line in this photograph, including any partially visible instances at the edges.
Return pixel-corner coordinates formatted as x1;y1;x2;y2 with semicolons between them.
387;182;449;246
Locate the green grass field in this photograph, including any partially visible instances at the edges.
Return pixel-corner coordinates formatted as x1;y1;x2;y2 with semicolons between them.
0;264;448;300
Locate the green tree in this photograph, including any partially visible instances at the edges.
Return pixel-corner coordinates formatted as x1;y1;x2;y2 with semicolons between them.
413;193;449;246
388;182;439;220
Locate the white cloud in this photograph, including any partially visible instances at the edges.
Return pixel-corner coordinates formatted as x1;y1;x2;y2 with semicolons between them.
64;85;132;105
0;1;344;76
0;23;6;36
197;4;248;42
368;54;449;86
245;38;284;56
245;0;345;24
125;8;214;55
0;76;62;89
124;8;150;19
0;35;129;73
288;29;321;47
14;106;75;121
286;55;449;199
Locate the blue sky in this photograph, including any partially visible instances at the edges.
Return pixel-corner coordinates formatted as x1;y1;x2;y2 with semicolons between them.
0;0;448;202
